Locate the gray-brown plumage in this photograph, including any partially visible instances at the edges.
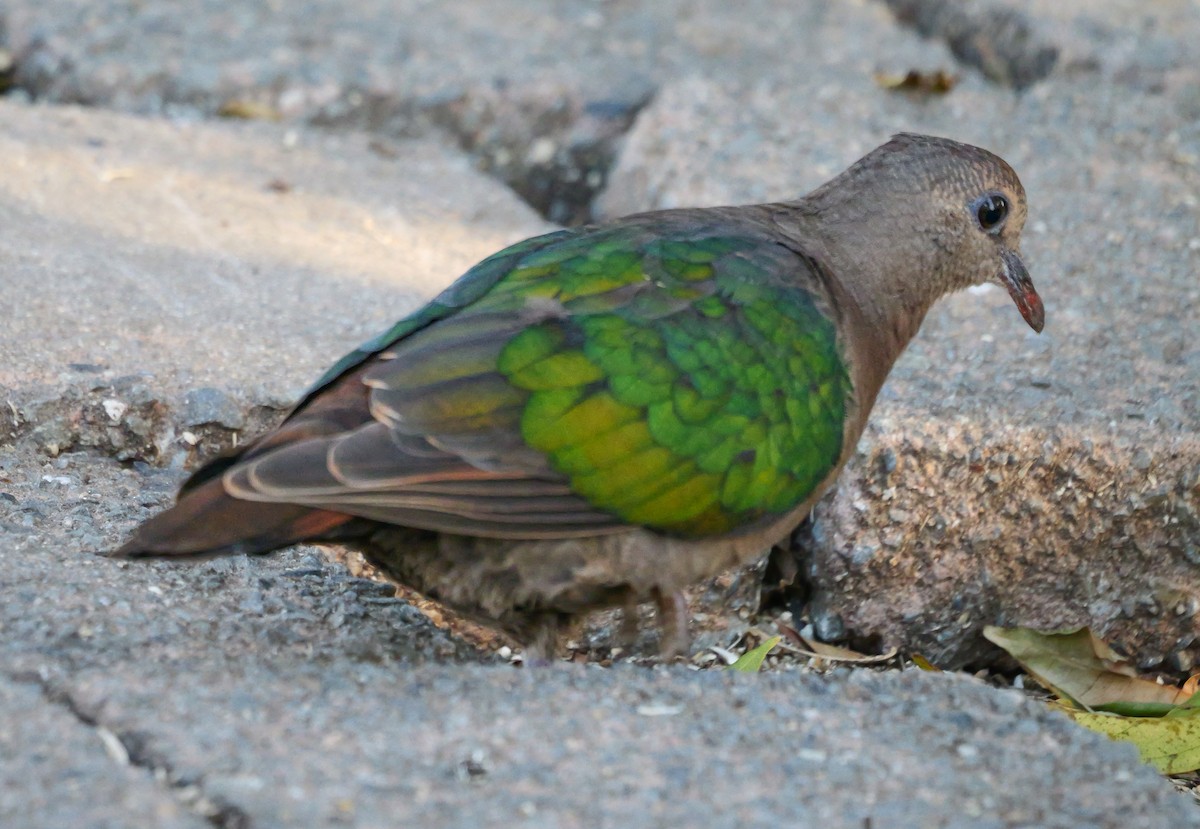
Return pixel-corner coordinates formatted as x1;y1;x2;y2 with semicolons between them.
115;134;1043;660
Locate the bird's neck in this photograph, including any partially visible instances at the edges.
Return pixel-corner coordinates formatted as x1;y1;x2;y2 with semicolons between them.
780;205;951;401
844;260;936;364
841;266;935;413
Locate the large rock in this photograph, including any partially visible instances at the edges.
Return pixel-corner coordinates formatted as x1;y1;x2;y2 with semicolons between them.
598;54;1200;667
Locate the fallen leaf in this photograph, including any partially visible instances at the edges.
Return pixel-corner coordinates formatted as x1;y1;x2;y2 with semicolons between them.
873;69;958;94
984;626;1191;710
707;645;740;666
218;99;283;121
0;49;14;93
795;640;897;665
728;636;782;673
1070;709;1200;774
778;623;897;664
910;654;941;672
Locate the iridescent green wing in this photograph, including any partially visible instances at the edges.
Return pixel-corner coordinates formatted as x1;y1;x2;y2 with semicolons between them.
286;229;574;418
350;220;851;539
178;230;575;498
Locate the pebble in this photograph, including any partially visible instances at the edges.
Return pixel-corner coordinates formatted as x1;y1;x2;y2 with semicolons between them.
182;387;245;430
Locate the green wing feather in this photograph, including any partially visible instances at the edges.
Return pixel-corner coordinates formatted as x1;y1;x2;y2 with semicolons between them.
289;229;575;417
494;230;848;536
239;220;850;540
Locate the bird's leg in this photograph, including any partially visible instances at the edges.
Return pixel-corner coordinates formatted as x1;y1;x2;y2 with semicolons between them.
760;514;814;619
518;612;565;667
653;587;691;659
616;593;642;651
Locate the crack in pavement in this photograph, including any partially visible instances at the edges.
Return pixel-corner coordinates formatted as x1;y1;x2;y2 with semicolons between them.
10;668;253;829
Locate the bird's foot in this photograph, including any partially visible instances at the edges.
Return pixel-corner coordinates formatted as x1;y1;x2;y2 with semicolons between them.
516;612;566;666
653;588;691;659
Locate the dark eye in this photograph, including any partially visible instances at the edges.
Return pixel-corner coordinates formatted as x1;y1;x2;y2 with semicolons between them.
976;194;1008;232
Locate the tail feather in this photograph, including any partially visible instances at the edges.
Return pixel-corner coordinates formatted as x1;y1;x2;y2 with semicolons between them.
113;477;353;558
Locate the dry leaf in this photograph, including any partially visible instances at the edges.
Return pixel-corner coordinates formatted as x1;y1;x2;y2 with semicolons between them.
779;623;897;664
874;69;958;94
797;639;897;665
910;654;942;672
1071;709;1200;774
984;626;1191;712
218;99;283;121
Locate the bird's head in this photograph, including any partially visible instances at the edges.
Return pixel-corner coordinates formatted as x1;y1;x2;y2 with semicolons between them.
887;133;1042;333
806;133;1044;333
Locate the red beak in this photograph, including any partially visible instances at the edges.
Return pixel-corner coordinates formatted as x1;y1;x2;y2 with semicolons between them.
1000;249;1044;333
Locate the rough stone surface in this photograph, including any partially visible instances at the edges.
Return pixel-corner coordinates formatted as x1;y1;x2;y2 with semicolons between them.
0;674;206;829
55;657;1194;829
881;0;1059;88
598;21;1200;666
1;447;1192;828
0;99;551;468
1;0;1192;223
0;0;951;223
0;457;474;678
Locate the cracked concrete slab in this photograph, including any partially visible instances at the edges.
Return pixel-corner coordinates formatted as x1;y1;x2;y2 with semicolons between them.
3;443;1193;825
0;456;473;679
597;5;1200;666
0;454;474;828
0;0;959;223
0;673;207;829
53;661;1195;829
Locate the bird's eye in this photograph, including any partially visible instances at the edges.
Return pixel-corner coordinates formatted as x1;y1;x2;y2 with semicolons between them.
975;194;1008;232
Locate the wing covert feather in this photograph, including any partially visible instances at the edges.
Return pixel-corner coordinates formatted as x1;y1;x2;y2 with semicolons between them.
225;217;851;540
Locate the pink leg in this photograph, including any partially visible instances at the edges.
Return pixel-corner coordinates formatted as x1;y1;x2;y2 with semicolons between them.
617;594;642;650
519;613;563;667
653;588;691;658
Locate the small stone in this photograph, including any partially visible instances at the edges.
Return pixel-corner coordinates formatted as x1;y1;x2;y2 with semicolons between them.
1168;650;1195;673
182;387;245;430
457;749;489;779
525;137;557;166
811;607;846;642
850;543;879;566
102;398;128;422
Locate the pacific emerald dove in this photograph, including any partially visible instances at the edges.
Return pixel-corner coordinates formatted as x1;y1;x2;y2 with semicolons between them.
115;133;1044;660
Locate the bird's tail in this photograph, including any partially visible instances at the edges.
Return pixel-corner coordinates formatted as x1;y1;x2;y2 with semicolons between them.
112;477;353;559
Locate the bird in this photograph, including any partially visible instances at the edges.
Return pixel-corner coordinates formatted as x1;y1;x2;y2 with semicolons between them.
114;133;1044;662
